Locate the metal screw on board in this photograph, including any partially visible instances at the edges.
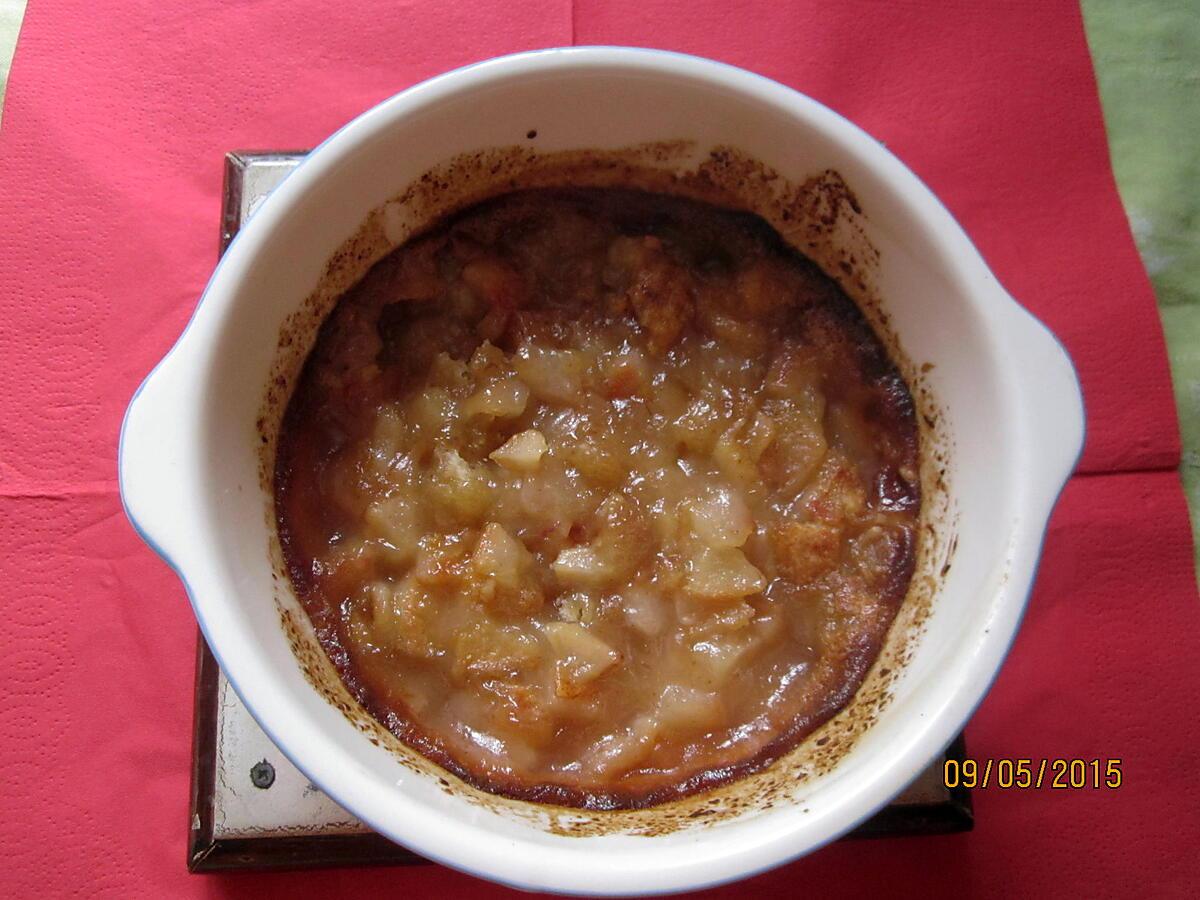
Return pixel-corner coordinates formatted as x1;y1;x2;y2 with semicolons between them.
250;759;276;789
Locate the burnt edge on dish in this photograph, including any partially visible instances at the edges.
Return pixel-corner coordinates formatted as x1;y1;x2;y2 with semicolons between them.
254;142;954;838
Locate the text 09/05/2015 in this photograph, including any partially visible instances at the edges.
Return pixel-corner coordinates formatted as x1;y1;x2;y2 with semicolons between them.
943;758;1122;790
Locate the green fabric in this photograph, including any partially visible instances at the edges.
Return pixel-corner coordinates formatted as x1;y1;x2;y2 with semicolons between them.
1082;0;1200;574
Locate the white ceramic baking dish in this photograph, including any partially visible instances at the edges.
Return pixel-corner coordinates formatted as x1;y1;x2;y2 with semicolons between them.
119;47;1084;895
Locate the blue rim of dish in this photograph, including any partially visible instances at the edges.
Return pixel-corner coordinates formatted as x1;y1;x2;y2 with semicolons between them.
117;45;1087;896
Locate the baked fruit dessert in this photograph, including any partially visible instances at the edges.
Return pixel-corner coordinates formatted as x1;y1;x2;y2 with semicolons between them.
276;187;920;809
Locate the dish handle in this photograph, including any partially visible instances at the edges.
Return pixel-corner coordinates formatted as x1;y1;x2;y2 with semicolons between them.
118;355;198;571
1001;298;1087;489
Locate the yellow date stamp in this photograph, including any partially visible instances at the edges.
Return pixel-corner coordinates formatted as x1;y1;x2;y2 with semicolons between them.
943;758;1122;790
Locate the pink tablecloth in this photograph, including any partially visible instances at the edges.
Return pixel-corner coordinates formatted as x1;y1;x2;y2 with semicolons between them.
1;1;1196;896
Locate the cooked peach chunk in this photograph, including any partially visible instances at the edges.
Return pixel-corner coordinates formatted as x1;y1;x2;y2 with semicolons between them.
479;679;555;741
489;429;548;472
469;523;542;614
552;492;648;588
552;545;620;588
452;619;541;683
353;577;439;659
697;304;768;354
655;685;725;733
671;395;725;455
580;714;658;778
684;546;766;600
429;351;471;390
675;633;753;690
407;387;456;438
683;486;754;548
559;438;626;488
512;347;588;405
760;406;828;493
764;344;821;400
542;622;621;698
429;449;492;524
620;584;667;637
462;376;529;419
471;523;527;587
412;532;471;586
713;411;776;483
363;496;421;566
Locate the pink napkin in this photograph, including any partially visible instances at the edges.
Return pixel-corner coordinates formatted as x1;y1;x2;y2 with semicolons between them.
574;0;1179;473
0;0;1194;896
